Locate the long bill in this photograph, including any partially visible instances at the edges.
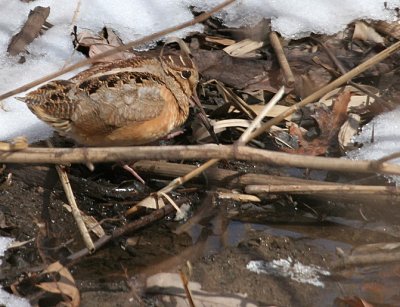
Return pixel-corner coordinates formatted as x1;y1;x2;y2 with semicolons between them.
190;91;219;144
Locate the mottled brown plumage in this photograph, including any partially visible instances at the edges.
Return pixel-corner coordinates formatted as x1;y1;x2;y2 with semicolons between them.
19;52;199;146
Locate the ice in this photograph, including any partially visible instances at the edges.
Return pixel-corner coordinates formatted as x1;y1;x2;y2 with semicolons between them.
0;237;31;307
1;0;399;142
347;108;400;185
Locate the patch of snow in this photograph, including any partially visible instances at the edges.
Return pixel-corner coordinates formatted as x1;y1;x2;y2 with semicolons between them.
1;0;399;142
0;237;31;307
193;0;400;39
246;257;330;288
347;108;400;185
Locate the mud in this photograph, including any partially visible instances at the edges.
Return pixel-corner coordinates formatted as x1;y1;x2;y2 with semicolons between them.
1;164;400;306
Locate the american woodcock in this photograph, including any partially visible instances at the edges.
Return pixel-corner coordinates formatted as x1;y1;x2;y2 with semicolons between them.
18;42;200;146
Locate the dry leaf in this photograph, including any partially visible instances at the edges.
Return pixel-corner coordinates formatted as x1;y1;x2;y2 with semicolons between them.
284;91;351;155
137;195;165;209
242;73;281;94
192;49;275;90
295;67;332;99
353;21;385;44
373;20;400;40
76;28;136;62
319;85;379;112
37;261;80;307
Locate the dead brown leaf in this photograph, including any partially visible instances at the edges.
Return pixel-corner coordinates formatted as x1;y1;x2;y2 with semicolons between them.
192;49;275;90
373;20;400;40
37;261;80;307
7;6;50;56
284;91;351;155
76;28;136;62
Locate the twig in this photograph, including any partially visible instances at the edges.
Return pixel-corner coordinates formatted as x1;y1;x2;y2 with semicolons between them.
3;144;400;176
180;271;196;307
269;32;295;86
333;251;400;269
60;0;82;70
128;89;286;214
65;203;176;263
0;0;236;101
245;184;400;195
55;165;95;252
134;161;400;203
134;160;338;187
375;152;400;163
165;55;396;205
47;139;94;251
237;86;285;144
247;39;400;140
312;37;389;107
126;159;219;215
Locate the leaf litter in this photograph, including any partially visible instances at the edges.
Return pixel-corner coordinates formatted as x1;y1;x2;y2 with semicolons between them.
1;2;400;307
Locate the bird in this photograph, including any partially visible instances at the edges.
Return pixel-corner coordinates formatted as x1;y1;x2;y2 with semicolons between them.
18;40;200;147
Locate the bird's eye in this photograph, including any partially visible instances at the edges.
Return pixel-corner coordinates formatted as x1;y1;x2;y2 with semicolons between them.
181;70;191;79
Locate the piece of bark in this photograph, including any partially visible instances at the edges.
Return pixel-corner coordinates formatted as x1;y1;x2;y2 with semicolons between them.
7;6;50;56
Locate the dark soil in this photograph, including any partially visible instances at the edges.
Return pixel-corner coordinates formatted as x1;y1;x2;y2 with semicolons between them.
1;164;400;306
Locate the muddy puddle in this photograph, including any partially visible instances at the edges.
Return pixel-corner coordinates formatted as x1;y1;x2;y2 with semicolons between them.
0;164;399;306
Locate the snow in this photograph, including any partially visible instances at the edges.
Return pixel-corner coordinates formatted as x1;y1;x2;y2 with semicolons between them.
0;237;31;307
0;0;399;143
348;108;400;185
247;257;330;288
194;0;400;39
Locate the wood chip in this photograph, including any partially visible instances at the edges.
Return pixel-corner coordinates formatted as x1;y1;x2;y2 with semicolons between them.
205;35;236;46
223;39;264;58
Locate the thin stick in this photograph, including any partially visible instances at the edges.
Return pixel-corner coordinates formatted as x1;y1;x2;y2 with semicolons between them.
126;159;219;215
134;160;400;204
245;184;400;195
0;0;236;101
55;165;95;252
313;37;388;106
376;152;400;163
237;86;285;145
179;271;195;307
47;139;95;251
128;89;286;214
2;144;400;176
333;251;400;269
247;39;400;140
65;204;176;262
269;32;295;86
